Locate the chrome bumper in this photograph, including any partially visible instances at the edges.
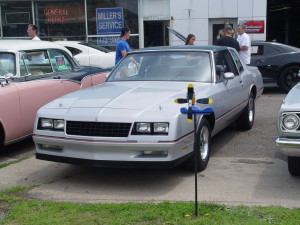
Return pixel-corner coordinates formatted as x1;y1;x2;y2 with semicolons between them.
276;138;300;156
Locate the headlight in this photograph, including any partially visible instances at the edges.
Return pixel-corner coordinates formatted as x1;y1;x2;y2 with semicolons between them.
136;123;151;133
133;122;169;135
40;118;53;129
54;120;65;130
38;118;65;131
154;122;169;134
282;114;300;130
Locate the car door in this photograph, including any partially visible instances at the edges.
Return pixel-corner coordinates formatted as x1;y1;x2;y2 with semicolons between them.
0;83;23;144
214;50;246;132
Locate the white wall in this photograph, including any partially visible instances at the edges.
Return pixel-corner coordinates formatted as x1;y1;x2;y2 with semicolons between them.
168;0;267;45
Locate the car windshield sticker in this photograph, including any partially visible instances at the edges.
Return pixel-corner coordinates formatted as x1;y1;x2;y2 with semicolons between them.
55;56;67;70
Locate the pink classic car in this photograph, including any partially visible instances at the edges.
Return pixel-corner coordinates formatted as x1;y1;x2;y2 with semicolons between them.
0;40;111;147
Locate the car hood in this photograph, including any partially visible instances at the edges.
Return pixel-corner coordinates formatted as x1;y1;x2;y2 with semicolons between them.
43;81;212;112
280;82;300;111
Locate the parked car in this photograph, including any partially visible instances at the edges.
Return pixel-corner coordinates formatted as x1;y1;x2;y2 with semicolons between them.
250;41;300;93
55;41;115;69
276;82;300;175
33;46;263;171
0;40;111;148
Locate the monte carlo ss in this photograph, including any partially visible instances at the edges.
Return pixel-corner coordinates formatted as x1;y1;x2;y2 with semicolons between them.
0;40;111;148
33;46;263;171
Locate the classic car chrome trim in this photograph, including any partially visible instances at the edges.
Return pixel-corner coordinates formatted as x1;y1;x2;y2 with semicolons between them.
276;138;300;147
276;138;300;156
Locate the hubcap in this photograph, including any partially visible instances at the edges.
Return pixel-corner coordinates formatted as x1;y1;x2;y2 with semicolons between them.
199;126;209;160
286;68;300;89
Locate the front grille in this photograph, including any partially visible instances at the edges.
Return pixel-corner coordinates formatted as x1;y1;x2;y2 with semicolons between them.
66;121;132;137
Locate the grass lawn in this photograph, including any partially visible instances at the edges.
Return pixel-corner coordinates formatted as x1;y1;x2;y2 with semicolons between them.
0;186;300;225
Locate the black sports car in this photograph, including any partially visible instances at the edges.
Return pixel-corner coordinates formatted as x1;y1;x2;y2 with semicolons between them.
250;41;300;92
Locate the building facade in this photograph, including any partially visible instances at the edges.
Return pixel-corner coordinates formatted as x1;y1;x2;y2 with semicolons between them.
0;0;267;49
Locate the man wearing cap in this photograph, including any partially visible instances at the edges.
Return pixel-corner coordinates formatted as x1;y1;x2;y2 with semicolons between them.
237;24;251;64
216;25;240;52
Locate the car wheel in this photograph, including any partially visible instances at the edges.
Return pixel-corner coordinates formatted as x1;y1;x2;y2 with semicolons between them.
279;66;300;93
236;92;255;130
288;156;300;176
183;118;211;172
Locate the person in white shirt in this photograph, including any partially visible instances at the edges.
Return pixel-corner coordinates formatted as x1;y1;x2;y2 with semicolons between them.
237;25;251;64
27;24;40;40
27;24;45;64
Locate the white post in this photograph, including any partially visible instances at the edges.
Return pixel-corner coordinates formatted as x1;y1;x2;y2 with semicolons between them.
138;0;144;48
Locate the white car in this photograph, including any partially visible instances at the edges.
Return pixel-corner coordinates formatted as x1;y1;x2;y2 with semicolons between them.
33;46;263;171
276;82;300;175
55;41;115;69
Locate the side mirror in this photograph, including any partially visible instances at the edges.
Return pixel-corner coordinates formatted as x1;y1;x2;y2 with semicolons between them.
224;72;234;80
0;74;13;87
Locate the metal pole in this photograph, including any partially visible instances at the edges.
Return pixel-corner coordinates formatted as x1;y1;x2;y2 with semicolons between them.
193;114;198;216
194;114;203;216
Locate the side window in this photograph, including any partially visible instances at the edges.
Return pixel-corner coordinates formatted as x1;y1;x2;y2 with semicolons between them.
22;50;52;76
229;49;244;74
251;45;264;56
265;45;280;55
65;47;82;56
48;50;73;72
215;50;237;81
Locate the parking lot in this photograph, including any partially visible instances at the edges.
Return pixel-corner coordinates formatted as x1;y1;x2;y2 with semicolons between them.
1;87;300;208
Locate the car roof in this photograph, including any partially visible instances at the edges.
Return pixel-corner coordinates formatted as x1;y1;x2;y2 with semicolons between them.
137;45;228;52
0;40;70;52
252;41;300;52
54;41;81;44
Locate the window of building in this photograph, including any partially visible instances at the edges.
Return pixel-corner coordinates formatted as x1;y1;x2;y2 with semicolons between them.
86;0;139;49
1;1;32;38
35;0;86;41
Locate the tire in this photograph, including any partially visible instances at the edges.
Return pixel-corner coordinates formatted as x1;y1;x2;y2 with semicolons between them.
288;156;300;176
236;92;255;130
183;118;211;172
278;66;300;93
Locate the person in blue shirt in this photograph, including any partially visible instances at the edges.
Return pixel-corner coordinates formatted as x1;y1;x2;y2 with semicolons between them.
115;27;131;65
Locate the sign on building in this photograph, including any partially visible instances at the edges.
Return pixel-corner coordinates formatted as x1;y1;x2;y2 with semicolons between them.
96;7;124;46
240;20;265;34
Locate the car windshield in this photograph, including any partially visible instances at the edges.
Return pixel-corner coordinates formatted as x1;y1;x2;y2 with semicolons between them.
0;52;16;76
107;51;212;82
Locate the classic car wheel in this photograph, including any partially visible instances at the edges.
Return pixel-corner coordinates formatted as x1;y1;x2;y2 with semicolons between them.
236;92;255;130
183;118;211;172
279;66;300;93
288;156;300;176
